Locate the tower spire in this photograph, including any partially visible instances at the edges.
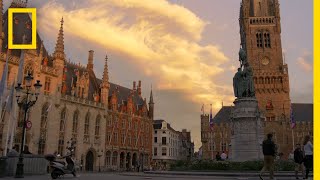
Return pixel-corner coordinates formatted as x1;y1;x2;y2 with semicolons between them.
53;17;65;60
148;85;154;120
149;85;154;104
102;54;109;83
100;53;110;105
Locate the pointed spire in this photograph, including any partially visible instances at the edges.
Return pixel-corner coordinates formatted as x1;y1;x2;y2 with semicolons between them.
102;54;109;83
149;85;154;104
54;17;65;60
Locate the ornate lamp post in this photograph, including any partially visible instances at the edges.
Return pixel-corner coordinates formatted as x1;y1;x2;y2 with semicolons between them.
15;73;42;178
97;149;103;172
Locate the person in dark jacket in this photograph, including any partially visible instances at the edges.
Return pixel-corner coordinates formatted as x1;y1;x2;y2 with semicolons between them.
294;144;305;179
215;152;221;161
259;133;276;180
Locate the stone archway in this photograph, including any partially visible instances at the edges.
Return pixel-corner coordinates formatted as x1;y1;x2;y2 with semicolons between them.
85;150;94;171
126;152;131;171
120;152;125;169
132;153;137;168
139;153;144;171
112;151;118;167
105;151;111;167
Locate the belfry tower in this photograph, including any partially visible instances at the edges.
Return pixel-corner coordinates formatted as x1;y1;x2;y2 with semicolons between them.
239;0;290;121
239;0;292;157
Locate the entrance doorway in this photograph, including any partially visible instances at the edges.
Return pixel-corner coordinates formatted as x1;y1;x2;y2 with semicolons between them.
85;151;94;171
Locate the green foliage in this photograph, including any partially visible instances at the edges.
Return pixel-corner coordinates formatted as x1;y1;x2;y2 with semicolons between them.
170;159;295;171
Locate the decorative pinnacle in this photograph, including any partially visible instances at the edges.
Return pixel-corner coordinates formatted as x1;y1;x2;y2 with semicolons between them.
54;16;65;60
102;54;109;84
61;17;64;27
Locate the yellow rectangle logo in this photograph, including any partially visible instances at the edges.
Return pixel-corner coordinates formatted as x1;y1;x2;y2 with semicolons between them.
8;8;37;49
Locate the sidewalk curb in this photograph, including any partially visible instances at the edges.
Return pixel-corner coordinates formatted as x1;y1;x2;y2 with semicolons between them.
139;171;313;177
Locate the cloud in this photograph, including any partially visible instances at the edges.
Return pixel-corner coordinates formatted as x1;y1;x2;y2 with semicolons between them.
36;0;235;149
38;0;230;108
296;50;313;73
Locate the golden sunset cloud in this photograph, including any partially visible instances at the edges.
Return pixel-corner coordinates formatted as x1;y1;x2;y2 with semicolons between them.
38;0;233;111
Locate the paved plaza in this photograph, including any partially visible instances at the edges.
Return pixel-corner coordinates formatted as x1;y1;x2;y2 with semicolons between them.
1;173;313;180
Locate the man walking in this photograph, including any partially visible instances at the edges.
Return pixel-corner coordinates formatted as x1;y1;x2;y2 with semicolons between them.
294;144;305;179
259;133;276;180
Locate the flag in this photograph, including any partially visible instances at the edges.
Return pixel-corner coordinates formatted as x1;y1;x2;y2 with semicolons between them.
0;48;10;121
17;35;26;85
290;105;296;129
6;82;15;112
0;49;9;97
209;104;214;131
74;69;79;76
201;104;204;114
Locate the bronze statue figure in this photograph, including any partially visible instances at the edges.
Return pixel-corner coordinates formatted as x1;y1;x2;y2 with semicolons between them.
233;47;255;98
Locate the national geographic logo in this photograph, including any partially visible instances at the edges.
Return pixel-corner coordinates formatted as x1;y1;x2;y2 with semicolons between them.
8;8;37;49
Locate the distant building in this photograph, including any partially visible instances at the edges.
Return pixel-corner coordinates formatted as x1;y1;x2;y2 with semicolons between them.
152;120;193;170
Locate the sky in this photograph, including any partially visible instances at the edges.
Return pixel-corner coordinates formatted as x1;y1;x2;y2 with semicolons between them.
4;0;313;150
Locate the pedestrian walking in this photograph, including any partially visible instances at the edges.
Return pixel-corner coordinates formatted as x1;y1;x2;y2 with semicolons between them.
259;133;276;180
294;144;305;179
303;135;313;179
216;152;221;161
221;151;227;161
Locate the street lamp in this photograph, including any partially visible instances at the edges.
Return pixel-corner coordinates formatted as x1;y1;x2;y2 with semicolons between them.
97;149;103;172
15;73;42;178
66;138;76;155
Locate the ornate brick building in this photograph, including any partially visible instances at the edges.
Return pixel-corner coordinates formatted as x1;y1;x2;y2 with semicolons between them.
0;0;153;171
201;0;313;160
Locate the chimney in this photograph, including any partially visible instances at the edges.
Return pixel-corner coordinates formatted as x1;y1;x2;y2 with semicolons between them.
138;80;141;95
133;81;136;91
87;50;94;70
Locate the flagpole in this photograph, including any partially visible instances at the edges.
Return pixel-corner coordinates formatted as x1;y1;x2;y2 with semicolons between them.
210;129;213;160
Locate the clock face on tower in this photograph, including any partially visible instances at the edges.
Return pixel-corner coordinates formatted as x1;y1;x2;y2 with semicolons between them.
261;56;270;65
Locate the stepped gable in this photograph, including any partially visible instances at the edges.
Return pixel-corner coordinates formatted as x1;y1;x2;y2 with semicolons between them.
109;82;145;107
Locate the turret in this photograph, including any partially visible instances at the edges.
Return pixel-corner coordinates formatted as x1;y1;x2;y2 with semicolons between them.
148;86;154;120
100;54;110;105
87;50;94;71
137;80;142;96
53;17;65;97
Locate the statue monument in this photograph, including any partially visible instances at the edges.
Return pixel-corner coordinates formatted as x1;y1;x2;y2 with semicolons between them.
230;47;265;161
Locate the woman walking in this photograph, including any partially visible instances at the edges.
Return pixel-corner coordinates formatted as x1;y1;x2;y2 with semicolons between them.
303;135;313;179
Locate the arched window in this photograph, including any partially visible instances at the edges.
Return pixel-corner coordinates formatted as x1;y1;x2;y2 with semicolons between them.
59;108;66;132
106;151;112;166
112;151;118;166
58;108;66;155
95;115;101;136
40;104;49;129
72;110;79;134
39;103;49;155
84;113;90;135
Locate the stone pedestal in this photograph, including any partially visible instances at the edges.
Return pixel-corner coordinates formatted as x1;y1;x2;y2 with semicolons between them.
230;98;264;162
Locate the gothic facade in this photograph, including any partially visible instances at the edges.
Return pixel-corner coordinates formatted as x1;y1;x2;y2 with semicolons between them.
0;0;154;171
